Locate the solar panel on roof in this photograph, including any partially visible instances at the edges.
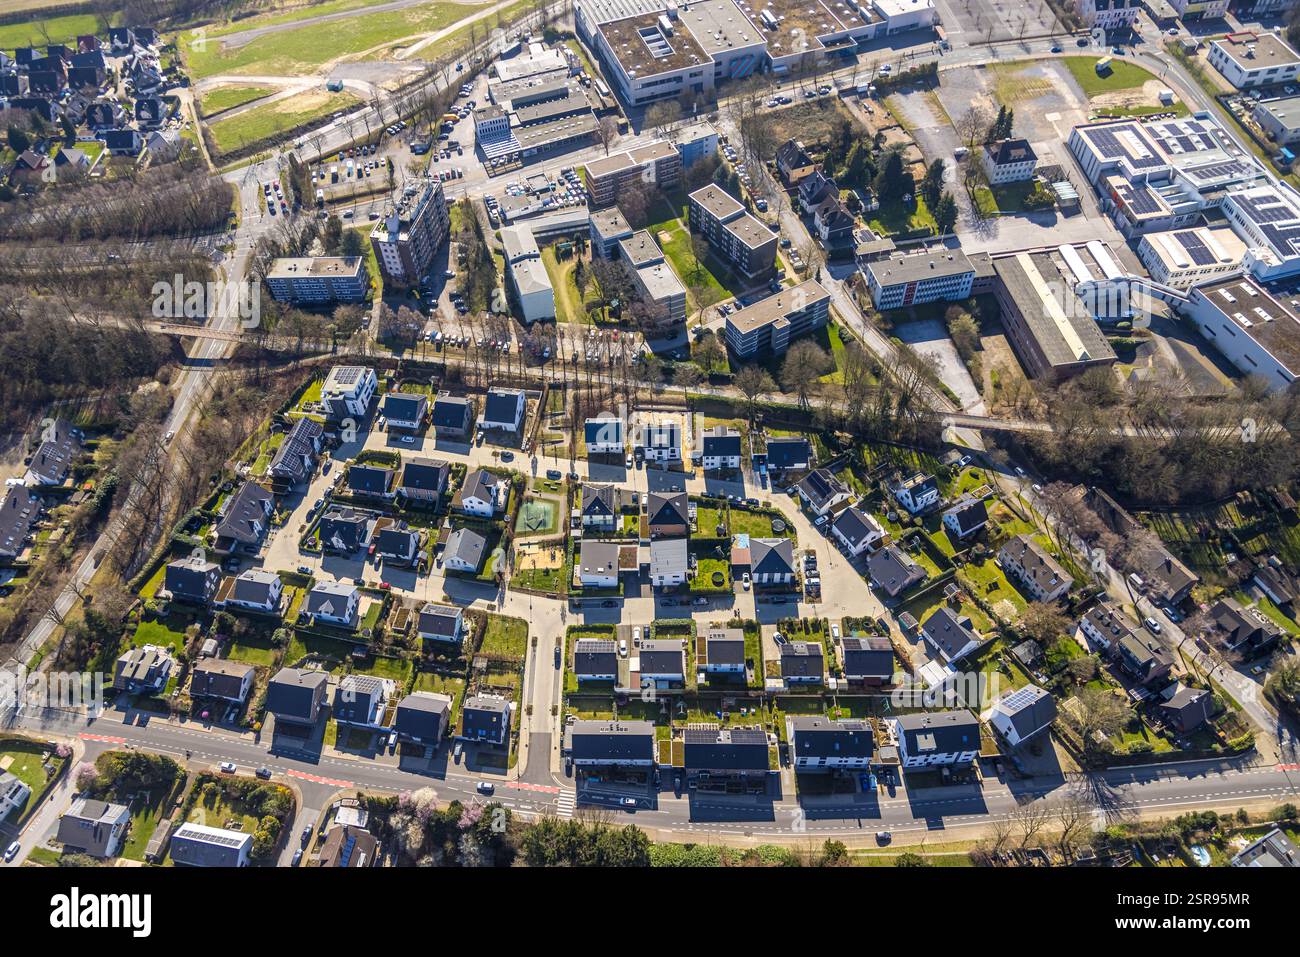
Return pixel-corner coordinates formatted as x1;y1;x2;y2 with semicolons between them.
1176;231;1216;266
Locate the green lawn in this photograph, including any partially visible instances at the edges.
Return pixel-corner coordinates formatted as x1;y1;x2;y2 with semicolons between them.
868;194;937;237
207;91;360;156
200;85;276;117
1063;55;1160;98
480;613;528;658
541;246;591;325
227;633;280;667
0;12;104;51
130;615;193;654
0;740;51;807
120;788;172;861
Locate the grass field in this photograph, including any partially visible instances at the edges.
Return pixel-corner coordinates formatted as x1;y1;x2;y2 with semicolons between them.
480;613;528;658
1062;55;1160;98
868;194;937;237
207;89;359;155
179;2;492;81
200;85;277;117
0;12;104;52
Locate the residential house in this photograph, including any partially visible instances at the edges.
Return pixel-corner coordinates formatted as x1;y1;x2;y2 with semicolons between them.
892;472;940;515
100;128;141;156
646;491;689;538
0;772;30;821
585;415;625;455
892;710;982;769
145;128;181;162
982;138;1038;185
134;95;165;128
332;675;395;728
750;537;796;585
318;824;379;867
112;644;174;694
762;436;811;474
1206;598;1283;658
188;658;255;704
682;727;771;787
431;393;474;439
637;638;686;685
1115;631;1174;686
581;484;619;531
0;485;42;561
699;628;746;675
320;366;377;422
264;668;329;727
579;540;621;589
867;545;926;598
1231;827;1299;867
787;717;874;772
56;798;130;858
9;149;51;186
169;823;252;868
780;641;824;684
479;387;526;432
999;534;1074;603
798;170;838;214
1086;486;1200;603
566;720;656;766
398;457;449;508
987;685;1057;747
812;195;856;249
347;462;396;500
164;556;222;605
796;468;850;518
1160;683;1215;734
459;694;511;745
839;635;895;686
85;99;123;129
304;581;360;629
1254;562;1296;608
267;418;323;488
224;568;283;614
444;527;488;574
640;421;681;463
318;507;373;554
380;392;428;432
375;523;421;567
393;692;452;744
455;469;507;517
1079;601;1141;652
24;419;81;486
942;495;989;540
776;138;817;186
53;147;89;177
699;426;742;471
831;506;885;557
416;603;465;645
920;607;988;666
649;537;688;588
573;638;618;682
212;481;274;554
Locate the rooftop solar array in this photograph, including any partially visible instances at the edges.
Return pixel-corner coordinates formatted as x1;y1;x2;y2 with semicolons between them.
1174;230;1217;267
1084;124;1163;169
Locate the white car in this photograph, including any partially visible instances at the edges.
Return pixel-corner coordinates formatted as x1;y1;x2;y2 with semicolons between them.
3;841;18;862
831;624;841;640
742;572;751;590
219;761;237;774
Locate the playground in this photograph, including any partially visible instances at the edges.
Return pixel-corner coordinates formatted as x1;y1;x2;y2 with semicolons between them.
515;540;565;571
514;496;561;536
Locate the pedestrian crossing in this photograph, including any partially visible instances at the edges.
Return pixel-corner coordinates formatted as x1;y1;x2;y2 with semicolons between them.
555;792;576;819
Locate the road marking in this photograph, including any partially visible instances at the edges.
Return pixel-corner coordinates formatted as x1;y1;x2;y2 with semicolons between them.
79;733;126;744
555;792;576;819
286;769;353;788
509;781;560;794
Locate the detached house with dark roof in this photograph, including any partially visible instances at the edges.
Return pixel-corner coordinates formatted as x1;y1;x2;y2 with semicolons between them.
921;607;988;666
699;628;746;675
699;426;742;471
375;523;421;567
112;645;175;694
25;419;81;486
318;507;373;554
304;581;360;629
999;534;1073;603
639;421;681;463
347;462;396;500
460;694;511;745
892;472;940;515
265;667;328;726
831;506;885;557
57;798;130;858
164;556;221;605
398;457;449;507
581;484;619;531
892;710;981;769
762;436;811;473
267;417;322;488
1160;683;1215;734
223;568;283;614
333;675;395;729
987;685;1057;747
573;638;619;682
1207;598;1283;658
444;527;487;574
776;138;816;185
750;537;795;585
417;603;465;645
479;387;526;432
431;393;474;439
867;545;926;598
646;491;689;538
455;469;507;518
585;415;625;455
982;138;1038;185
796;468;850;518
0;485;42;561
787;716;874;772
380;392;427;432
566;720;656;767
942;495;988;540
638;638;687;684
579;539;621;589
188;658;255;703
212;481;274;554
682;726;771;787
839;635;895;686
1115;631;1174;686
394;691;451;744
780;641;824;684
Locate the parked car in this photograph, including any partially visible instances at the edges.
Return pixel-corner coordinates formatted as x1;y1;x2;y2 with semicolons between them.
219;762;237;774
1144;616;1162;634
291;848;303;866
742;572;751;590
4;841;19;862
255;766;271;780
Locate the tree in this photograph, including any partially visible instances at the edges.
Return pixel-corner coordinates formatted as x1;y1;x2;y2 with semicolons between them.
645;100;681;136
921;158;945;209
779;340;831;409
1069;687;1133;751
672;361;705;390
734;365;776;417
1020;602;1070;646
874;147;911;203
934;192;958;234
895;852;929;867
7;125;30;153
955;105;993;149
946;307;979;359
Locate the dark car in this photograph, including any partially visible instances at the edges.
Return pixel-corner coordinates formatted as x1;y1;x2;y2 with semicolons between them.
301;825;312;847
255;766;271;780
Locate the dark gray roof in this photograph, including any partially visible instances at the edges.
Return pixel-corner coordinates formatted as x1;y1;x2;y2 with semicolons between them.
381;392;426;422
1160;684;1213;730
943;495;988;535
305;581;358;622
704;630;745;665
265;667;328;721
839;636;895;679
462;695;510;741
992;685;1057;741
921;607;982;663
987;137;1037;167
460;468;504;505
400;457;448;492
394;692;450;740
169;823;251;867
582;484;616;517
431;394;472;430
797;468;848;510
417;603;461;637
867;546;925;595
27;419;80;484
482;388;524;427
638;638;684;675
701;425;742;457
831;506;879;548
0;485;41;559
230;568;278;605
375;524;419;558
268;418;322;481
214;482;273;545
750;537;794;577
189;658;255;699
764;436;811;470
164;557;220;603
789;716;874;760
647;490;688;526
895;710;980;756
682;727;769;771
332;675;388;724
779;641;824;678
585;417;623;446
319;508;371;553
567;720;655;762
57;797;130;856
574;638;618;676
348;463;394;496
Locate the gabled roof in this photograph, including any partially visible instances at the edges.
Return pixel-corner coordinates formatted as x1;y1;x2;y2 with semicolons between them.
306;581;358;619
779;640;824;678
460;468;503;503
647;490;688;527
400;457;448;492
831;506;881;548
431;394;472;430
682;727;769;771
867;545;925;595
348;462;394;495
990;685;1057;741
764;436;811;470
797;468;848;510
230;568;279;605
445;527;487;569
214;482;273;544
1000;534;1072;594
839;635;895;679
381;392;427;422
750;537;794;577
318;507;371;553
567;720;655;762
482;388;525;426
375;524;419;557
986;137;1037;167
417;603;462;637
574;638;618;676
776;138;814;172
268;417;322;479
582;484;616;517
26;419;80;484
921;607;983;663
943;495;988;535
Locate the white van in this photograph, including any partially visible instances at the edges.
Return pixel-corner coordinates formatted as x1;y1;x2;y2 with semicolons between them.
1128;572;1145;592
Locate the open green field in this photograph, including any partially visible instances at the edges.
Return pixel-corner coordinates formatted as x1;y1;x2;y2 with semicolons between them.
179;2;493;81
200;85;277;117
130;614;194;653
1062;55;1160;98
867;194;937;237
480;613;528;657
207;89;359;156
0;12;105;52
541;245;591;325
0;739;50;803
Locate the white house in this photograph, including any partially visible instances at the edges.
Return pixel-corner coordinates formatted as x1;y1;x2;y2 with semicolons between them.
585;415;625;455
749;537;796;585
787;716;874;772
920;607;987;666
223;568;283;614
700;629;746;674
981;138;1038;185
479;388;526;433
986;685;1057;748
892;711;981;769
999;534;1073;603
641;422;681;463
649;537;688;588
320;365;377;421
456;469;507;518
830;506;885;557
892;472;940;515
304;581;360;629
699;426;742;471
942;495;989;540
443;527;487;574
579;540;621;589
0;771;31;821
580;484;619;531
796;468;850;517
417;603;465;644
